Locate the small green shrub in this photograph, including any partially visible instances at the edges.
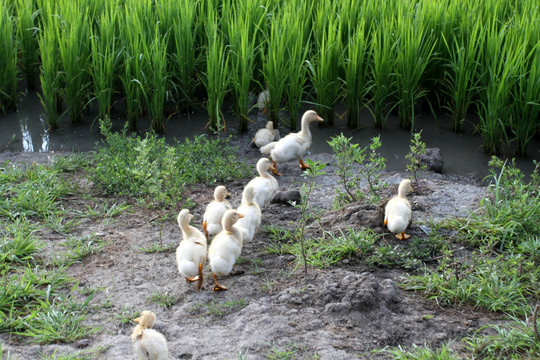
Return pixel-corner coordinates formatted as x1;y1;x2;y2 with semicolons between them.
405;130;428;189
328;134;387;207
91;123;250;207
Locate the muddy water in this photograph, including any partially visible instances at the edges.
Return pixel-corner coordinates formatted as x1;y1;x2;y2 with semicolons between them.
1;92;538;178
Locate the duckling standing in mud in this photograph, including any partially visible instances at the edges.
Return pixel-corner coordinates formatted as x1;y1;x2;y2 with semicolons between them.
176;209;207;291
131;310;170;360
208;209;244;291
202;185;232;239
384;179;414;240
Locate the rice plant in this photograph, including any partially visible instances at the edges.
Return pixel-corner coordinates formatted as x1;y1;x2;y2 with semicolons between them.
56;0;92;123
308;0;342;126
368;21;396;128
442;21;484;132
511;31;540;156
0;1;19;115
341;19;371;128
393;11;436;130
283;0;312;130
226;0;265;132
36;0;61;128
171;0;201;113
477;20;524;155
142;28;169;133
262;6;289;126
15;0;40;90
201;6;230;132
119;2;146;131
90;6;118;124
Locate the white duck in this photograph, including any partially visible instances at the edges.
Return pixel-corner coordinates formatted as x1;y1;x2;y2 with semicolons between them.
131;310;170;360
202;185;232;238
234;185;262;245
384;179;414;240
253;121;280;148
208;209;244;291
260;110;324;175
176;209;207;291
257;89;270;114
246;158;279;208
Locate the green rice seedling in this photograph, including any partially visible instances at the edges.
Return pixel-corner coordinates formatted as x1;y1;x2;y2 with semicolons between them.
36;1;61;129
201;6;229;132
393;13;436;130
119;3;146;131
171;0;201;113
142;28;169;133
0;2;18;115
341;20;371;128
15;0;40;90
89;7;118;123
511;40;540;156
368;22;396;128
283;0;312;130
442;21;484;132
56;0;92;123
226;0;265;132
308;1;342;126
262;6;289;126
477;21;524;154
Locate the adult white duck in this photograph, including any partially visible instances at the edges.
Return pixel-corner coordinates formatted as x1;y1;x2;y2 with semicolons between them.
260;110;323;175
384;179;414;240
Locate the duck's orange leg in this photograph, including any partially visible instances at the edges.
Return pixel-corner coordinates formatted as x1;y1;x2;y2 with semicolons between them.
202;221;208;238
185;276;199;283
196;263;204;291
395;232;410;240
299;159;310;170
270;158;282;176
212;273;228;291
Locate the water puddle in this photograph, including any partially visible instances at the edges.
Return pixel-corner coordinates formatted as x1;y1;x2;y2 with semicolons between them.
1;92;538;178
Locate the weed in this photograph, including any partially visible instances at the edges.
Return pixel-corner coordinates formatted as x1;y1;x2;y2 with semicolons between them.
405;130;428;190
190;298;247;319
147;291;180;308
61;234;107;263
378;342;458;359
114;306;141;326
138;242;176;253
328;134;387;206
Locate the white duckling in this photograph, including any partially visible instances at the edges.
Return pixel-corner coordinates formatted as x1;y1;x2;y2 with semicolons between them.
257;89;270;114
176;209;207;291
260;110;324;175
384;179;414;240
131;310;170;360
234;185;262;245
202;185;232;238
246;158;279;209
253;121;280;148
208;209;244;291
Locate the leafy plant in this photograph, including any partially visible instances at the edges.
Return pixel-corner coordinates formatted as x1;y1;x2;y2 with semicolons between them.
190;299;247;319
147;291;180;308
405;130;428;189
295;159;326;275
328;134;387;207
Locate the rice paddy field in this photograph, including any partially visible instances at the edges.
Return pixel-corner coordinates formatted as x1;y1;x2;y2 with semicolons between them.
0;0;539;155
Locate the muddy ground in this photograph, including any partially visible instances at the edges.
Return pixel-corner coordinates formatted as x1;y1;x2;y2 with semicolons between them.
0;123;503;360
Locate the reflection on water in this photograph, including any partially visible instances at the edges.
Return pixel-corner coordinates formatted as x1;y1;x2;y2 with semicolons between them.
1;92;538;178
